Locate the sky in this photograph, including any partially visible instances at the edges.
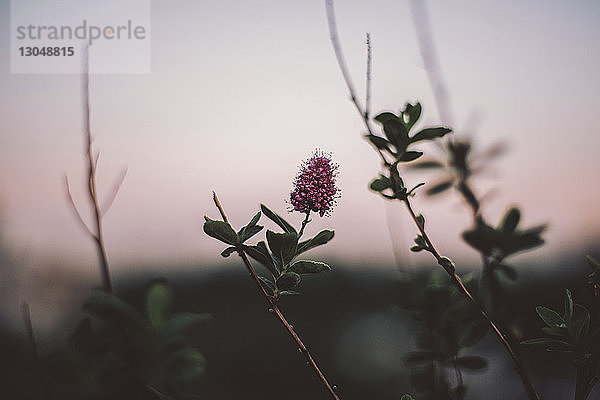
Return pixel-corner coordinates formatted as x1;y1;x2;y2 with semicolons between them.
0;0;599;278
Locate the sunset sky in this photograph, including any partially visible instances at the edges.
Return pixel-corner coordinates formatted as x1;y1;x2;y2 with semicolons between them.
1;0;599;276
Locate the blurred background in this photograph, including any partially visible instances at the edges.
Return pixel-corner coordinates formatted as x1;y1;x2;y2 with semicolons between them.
1;0;599;399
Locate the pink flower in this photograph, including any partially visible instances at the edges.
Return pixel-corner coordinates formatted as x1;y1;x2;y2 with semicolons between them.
290;150;339;217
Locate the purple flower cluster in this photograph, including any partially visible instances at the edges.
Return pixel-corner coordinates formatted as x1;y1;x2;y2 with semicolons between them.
290;151;339;217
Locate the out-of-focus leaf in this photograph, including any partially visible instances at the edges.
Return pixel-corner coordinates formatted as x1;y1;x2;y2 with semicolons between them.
425;179;453;196
83;291;147;331
163;313;212;336
497;264;518;281
454;356;487;370
203;217;238;245
146;282;173;328
147;386;175;400
289;260;331;274
408;159;445;169
499;208;520;233
405;350;437;365
260;204;297;234
400;394;415;400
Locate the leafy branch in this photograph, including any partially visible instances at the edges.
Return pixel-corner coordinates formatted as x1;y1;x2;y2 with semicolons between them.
204;192;340;400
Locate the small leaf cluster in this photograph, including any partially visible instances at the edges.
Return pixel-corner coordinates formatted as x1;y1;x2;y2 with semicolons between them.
368;102;452;200
47;281;210;399
204;204;334;296
463;208;545;271
409;139;505;197
399;272;488;400
522;256;600;399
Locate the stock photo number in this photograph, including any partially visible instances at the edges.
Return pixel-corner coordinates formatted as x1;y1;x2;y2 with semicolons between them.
18;46;75;56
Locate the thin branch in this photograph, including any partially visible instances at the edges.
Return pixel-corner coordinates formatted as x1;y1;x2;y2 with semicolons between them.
365;32;372;120
64;175;96;238
81;45;113;294
325;0;389;167
101;167;128;216
212;193;340;400
400;190;541;400
22;302;51;400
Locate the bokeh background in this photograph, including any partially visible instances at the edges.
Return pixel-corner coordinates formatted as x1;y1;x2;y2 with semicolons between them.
1;0;599;399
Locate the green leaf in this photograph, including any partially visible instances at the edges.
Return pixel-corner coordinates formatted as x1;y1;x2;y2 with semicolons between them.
258;276;275;295
164;312;212;336
276;272;301;290
374;111;399;123
454;356;487;370
564;289;573;322
289;260;331;274
297;230;335;255
499;208;520;233
408;159;445;169
146;282;173;328
573;304;591;339
266;230;298;267
403;102;422;130
382;119;409;150
521;337;569;346
398;151;423;162
400;395;415;400
203;217;238;245
370;175;391;192
243;241;278;276
425;179;453;196
536;306;567;328
410;127;452;143
221;246;237;257
366;134;392;152
237;211;263;243
279;290;300;296
260;204;297;234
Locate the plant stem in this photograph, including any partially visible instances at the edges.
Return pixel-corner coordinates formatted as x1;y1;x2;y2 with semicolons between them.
22;303;51;400
401;193;541;400
212;193;340;400
298;212;311;238
81;49;113;294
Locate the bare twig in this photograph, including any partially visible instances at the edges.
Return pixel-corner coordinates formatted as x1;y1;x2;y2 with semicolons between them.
212;192;340;400
22;303;51;400
64;175;96;238
325;0;389;167
64;46;114;293
365;32;372;120
101;167;128;216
